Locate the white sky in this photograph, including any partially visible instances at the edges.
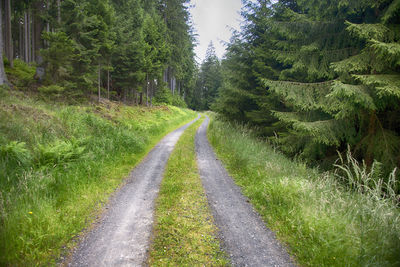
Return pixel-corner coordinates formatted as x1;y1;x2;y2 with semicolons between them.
189;0;243;63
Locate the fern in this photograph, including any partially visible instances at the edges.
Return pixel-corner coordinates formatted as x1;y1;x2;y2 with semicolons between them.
0;141;32;168
36;140;85;167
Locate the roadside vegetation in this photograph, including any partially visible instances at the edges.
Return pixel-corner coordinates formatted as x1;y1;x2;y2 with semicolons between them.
0;86;196;265
192;1;400;191
149;117;228;266
208;114;400;267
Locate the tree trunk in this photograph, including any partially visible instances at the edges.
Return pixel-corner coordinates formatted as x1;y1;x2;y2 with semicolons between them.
146;74;149;107
57;0;61;24
168;67;172;91
163;68;168;83
32;15;35;63
150;80;153;107
26;10;32;63
172;77;175;95
47;0;50;33
19;21;23;60
98;63;101;102
107;68;110;99
139;92;143;105
34;1;44;63
365;111;377;167
45;0;50;47
0;2;7;85
182;81;185;100
24;12;28;62
5;0;13;67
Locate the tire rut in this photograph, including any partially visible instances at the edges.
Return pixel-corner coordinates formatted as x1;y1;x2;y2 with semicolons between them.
68;115;199;267
195;116;295;267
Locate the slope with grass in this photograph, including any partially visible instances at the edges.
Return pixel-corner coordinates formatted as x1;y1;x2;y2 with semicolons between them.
207;114;400;267
0;87;196;265
148;116;228;266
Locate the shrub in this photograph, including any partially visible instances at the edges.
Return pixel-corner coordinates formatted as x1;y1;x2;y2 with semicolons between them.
41;31;75;84
36;140;85;167
0;141;32;168
172;94;187;108
5;59;36;88
154;85;173;105
38;85;66;97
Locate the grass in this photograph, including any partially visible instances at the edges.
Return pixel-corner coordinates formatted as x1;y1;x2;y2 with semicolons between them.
148;116;229;266
0;86;197;266
207;114;400;267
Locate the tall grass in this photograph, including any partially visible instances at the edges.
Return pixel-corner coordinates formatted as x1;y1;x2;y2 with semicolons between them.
208;115;400;267
0;88;196;265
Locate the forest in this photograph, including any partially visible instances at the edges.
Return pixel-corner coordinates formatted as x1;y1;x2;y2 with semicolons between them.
4;0;399;186
0;0;195;106
0;0;400;265
193;0;400;195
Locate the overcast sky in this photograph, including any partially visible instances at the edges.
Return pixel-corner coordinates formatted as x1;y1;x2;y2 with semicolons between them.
189;0;243;63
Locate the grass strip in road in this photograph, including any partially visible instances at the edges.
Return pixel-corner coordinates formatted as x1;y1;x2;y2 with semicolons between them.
207;114;400;267
149;116;228;266
0;88;197;265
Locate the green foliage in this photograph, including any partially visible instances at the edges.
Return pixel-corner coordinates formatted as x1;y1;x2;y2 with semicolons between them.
36;140;85;166
149;117;228;266
5;59;36;88
0;141;32;168
38;85;66;95
0;89;196;265
191;43;222;110
213;0;400;180
154;84;173;105
334;147;399;202
208;115;400;266
10;0;195;108
41;31;75;84
153;85;187;108
171;94;187;108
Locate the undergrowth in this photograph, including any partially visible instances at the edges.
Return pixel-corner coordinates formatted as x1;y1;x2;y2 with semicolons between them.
208;114;400;267
149;116;228;266
0;88;196;265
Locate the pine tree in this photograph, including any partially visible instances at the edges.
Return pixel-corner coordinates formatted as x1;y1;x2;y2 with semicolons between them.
191;42;222;110
214;0;400;176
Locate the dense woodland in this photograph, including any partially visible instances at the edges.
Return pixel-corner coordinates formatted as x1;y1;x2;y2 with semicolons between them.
0;0;399;264
191;0;400;194
0;0;196;106
0;0;399;191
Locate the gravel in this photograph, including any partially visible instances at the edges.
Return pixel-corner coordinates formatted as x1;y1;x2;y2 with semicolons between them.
195;116;295;267
67;115;199;267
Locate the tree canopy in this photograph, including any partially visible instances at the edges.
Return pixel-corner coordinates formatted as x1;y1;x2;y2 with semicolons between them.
2;0;196;106
212;0;400;180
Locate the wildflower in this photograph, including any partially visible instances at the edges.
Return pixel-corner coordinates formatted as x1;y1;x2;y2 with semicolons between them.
28;211;33;214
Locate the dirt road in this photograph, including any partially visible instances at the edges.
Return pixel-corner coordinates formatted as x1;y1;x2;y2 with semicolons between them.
68;116;199;267
195;116;295;267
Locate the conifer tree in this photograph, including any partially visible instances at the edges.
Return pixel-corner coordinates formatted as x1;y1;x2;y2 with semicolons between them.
192;42;222;110
214;0;400;177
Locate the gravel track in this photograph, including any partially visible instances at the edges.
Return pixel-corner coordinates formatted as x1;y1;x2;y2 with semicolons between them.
68;115;199;267
195;116;295;267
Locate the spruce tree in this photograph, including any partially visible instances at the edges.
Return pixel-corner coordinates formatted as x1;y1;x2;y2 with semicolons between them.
214;0;400;176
